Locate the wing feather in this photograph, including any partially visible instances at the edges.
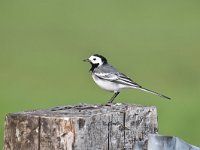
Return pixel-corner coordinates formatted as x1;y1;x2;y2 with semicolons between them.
94;72;141;87
94;72;118;81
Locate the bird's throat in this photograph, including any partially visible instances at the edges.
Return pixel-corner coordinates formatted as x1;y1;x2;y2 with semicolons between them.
90;63;99;72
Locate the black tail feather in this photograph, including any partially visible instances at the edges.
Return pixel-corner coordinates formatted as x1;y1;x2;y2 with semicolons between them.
138;87;171;100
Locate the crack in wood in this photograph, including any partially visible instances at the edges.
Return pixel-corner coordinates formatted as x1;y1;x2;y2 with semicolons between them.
38;117;41;150
107;121;111;150
123;112;126;150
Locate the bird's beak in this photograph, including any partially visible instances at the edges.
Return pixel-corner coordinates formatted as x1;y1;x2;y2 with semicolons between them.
83;58;90;62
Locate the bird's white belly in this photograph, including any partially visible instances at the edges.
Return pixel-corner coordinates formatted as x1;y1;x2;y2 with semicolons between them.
92;74;127;92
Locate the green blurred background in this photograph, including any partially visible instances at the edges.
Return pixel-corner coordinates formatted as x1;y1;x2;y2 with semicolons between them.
1;0;200;148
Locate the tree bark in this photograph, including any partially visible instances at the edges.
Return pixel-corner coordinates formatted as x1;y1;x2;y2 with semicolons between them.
4;103;158;150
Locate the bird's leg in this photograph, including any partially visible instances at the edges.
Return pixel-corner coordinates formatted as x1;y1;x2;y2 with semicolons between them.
108;92;120;103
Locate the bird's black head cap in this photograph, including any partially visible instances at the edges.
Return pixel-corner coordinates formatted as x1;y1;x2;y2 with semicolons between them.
93;54;108;64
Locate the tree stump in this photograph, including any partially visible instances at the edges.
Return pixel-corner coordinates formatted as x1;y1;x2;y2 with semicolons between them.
4;103;158;150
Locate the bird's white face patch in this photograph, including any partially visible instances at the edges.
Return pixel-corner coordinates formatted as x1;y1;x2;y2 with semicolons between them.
89;55;103;66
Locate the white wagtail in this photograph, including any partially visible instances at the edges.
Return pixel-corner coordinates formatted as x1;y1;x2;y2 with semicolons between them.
84;54;170;103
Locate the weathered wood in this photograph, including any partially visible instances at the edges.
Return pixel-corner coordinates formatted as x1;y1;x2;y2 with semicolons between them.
4;103;158;150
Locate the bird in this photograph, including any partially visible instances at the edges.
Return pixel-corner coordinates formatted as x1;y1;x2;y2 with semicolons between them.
84;54;170;103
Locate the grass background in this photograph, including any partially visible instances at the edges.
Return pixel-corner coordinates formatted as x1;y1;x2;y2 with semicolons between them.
0;0;200;148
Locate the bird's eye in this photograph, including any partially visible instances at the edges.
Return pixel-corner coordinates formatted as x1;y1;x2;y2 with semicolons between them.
93;58;96;61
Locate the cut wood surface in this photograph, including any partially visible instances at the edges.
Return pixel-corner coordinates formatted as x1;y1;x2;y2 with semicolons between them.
4;103;158;150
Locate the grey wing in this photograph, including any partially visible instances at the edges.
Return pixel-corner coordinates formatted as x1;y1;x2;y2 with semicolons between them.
93;72;118;81
116;73;141;87
94;65;141;87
